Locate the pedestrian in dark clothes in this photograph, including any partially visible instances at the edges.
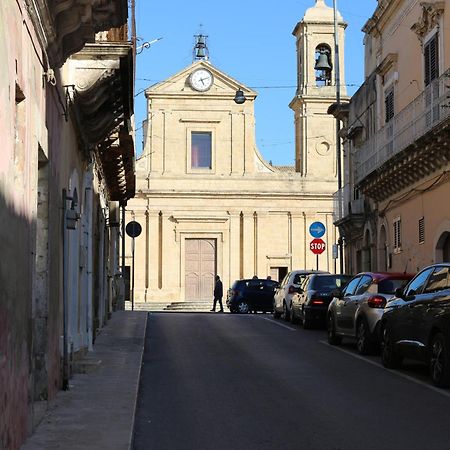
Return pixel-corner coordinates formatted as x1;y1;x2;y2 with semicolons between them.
210;275;224;312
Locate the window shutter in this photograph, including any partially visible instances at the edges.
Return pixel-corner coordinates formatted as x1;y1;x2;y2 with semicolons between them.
385;90;394;123
425;34;439;86
419;217;425;244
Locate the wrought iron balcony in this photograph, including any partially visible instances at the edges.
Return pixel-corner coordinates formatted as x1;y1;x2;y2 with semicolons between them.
355;69;450;183
333;184;365;223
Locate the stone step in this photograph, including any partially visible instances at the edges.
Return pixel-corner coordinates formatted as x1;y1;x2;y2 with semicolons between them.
127;301;219;312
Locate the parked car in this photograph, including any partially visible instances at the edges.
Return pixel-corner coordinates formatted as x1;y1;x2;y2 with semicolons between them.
380;264;450;387
273;270;329;321
327;272;414;354
291;274;353;328
227;278;279;314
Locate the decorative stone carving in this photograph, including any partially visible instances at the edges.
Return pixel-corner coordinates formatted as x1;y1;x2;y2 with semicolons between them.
411;2;445;41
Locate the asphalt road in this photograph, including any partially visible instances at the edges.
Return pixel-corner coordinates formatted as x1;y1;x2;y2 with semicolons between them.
133;312;450;450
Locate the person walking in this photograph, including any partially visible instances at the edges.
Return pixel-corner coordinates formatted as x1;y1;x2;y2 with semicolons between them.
210;275;224;312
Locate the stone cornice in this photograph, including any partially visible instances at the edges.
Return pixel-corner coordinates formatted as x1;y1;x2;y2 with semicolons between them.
25;0;128;69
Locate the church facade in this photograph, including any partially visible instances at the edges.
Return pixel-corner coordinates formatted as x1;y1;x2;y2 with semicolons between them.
126;0;348;303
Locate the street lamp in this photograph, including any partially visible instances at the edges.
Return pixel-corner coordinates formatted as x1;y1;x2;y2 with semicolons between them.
234;88;246;104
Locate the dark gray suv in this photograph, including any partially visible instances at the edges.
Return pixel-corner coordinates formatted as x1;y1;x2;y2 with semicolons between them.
227;279;279;314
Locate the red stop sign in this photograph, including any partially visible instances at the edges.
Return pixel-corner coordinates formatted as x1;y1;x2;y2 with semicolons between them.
310;238;326;255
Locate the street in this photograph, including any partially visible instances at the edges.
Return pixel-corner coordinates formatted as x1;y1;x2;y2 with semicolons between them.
133;313;450;450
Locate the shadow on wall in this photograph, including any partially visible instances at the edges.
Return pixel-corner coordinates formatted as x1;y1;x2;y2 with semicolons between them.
0;186;36;450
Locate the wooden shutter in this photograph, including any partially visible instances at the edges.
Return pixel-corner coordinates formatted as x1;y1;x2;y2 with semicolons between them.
424;34;439;86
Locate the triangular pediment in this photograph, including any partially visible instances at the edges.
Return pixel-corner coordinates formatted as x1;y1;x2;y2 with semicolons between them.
144;60;257;99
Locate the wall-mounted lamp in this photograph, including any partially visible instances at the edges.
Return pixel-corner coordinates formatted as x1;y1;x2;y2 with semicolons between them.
136;37;163;54
234;88;246;104
63;188;80;230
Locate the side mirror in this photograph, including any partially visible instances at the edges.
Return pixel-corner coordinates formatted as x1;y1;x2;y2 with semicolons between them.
395;287;405;299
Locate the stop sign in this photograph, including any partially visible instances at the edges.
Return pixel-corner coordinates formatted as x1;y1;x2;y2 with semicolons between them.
310;238;326;255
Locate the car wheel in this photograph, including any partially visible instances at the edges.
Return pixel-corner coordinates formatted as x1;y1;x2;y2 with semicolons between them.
302;311;313;330
273;308;281;319
327;314;342;345
291;307;299;324
356;318;373;355
381;326;402;369
430;332;450;388
237;301;249;314
282;302;290;322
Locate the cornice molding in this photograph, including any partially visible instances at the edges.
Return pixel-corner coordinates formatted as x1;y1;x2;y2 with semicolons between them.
25;0;128;69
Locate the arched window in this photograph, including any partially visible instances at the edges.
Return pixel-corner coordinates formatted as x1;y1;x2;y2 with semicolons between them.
314;44;332;87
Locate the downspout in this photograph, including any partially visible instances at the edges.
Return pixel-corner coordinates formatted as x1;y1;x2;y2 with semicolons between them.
62;189;69;390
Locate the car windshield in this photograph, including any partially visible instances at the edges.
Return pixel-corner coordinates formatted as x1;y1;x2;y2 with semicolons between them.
378;278;410;294
310;276;352;292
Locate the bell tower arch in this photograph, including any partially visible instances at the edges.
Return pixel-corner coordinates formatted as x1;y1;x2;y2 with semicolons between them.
289;0;348;177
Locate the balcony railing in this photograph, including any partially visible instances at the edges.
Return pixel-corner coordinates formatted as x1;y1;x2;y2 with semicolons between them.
333;184;365;223
355;69;450;183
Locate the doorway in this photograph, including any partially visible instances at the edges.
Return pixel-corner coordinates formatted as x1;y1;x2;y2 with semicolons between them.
185;239;216;301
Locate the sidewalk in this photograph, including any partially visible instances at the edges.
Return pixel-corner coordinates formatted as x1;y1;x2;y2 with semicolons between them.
22;311;147;450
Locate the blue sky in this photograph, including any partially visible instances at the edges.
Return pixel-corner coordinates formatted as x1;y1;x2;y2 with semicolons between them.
134;0;376;165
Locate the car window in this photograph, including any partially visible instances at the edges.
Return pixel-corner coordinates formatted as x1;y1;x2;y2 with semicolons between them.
404;267;434;297
292;273;306;285
263;281;279;291
424;267;450;293
378;278;411;295
342;276;361;296
355;275;372;295
247;280;263;290
310;276;352;291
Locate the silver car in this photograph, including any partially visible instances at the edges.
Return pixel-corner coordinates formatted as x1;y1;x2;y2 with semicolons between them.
273;269;329;321
327;272;414;354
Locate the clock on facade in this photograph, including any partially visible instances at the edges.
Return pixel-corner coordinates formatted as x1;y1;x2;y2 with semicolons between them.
189;68;213;92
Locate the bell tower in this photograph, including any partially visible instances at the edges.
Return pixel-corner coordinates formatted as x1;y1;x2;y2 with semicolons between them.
289;0;348;178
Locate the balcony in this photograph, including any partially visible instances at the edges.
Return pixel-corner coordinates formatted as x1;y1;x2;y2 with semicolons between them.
355;69;450;185
333;185;365;238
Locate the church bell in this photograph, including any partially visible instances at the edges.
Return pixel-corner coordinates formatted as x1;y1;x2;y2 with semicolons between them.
314;51;332;71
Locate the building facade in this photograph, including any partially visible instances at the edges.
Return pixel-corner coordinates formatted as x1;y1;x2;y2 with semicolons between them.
333;0;450;274
0;2;135;449
126;0;347;304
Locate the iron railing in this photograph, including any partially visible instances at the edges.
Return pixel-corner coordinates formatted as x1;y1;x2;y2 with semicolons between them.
355;69;450;183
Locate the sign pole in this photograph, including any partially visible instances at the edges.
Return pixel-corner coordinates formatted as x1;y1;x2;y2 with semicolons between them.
131;237;135;311
316;254;319;271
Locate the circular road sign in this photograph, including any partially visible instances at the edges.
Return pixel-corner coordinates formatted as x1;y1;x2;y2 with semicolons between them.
309;221;326;238
126;221;142;238
310;238;326;255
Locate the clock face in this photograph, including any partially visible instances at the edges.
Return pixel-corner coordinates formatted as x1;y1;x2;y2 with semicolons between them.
189;69;213;92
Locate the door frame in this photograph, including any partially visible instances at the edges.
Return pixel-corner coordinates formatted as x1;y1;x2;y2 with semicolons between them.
180;233;223;301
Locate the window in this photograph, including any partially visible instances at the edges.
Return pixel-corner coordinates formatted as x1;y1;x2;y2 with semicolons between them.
342;277;362;296
191;132;211;169
393;218;402;253
404;267;434;297
419;217;425;244
355;275;373;295
424;267;450;293
378;278;411;295
385;89;394;123
424;33;439;87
